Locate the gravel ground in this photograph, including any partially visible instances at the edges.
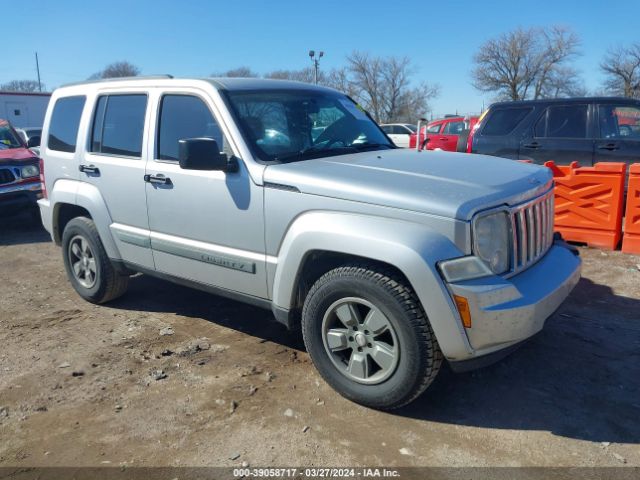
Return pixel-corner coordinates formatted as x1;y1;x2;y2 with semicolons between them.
1;213;639;470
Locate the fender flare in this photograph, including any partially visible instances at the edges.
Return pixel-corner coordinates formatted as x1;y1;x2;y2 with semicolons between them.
50;179;121;260
271;211;474;359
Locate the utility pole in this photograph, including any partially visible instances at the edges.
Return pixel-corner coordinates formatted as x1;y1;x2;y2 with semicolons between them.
308;50;324;84
35;52;42;92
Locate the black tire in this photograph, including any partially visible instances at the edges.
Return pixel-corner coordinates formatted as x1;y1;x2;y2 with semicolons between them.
61;216;129;303
302;264;442;410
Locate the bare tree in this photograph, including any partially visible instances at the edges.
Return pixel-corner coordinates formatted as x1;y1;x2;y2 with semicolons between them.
264;67;317;83
0;79;45;92
324;67;360;98
472;26;580;100
211;66;258;78
346;51;438;123
89;61;141;79
600;44;640;98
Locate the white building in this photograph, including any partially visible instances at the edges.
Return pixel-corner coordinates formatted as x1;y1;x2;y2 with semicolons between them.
0;91;51;128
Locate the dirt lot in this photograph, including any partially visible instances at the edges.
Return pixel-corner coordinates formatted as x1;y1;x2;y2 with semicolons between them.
1;213;639;470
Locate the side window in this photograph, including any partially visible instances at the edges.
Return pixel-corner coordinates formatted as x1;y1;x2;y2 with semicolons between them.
443;121;464;134
91;94;147;157
535;105;588;139
391;126;404;134
599;105;640;139
426;124;441;134
157;95;229;161
48;96;86;153
381;125;392;134
481;107;532;136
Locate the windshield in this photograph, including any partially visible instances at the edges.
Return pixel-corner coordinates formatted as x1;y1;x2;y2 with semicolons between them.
224;89;394;162
0;124;23;150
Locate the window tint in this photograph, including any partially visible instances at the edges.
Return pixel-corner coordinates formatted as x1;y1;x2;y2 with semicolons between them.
48;96;86;152
443;121;464;134
392;125;409;134
158;95;228;161
599;105;640;139
381;125;393;134
535;105;588;139
481;107;532;136
426;124;441;134
91;95;147;157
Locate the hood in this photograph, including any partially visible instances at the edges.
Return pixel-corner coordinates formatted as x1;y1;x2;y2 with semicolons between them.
263;149;552;220
0;146;38;164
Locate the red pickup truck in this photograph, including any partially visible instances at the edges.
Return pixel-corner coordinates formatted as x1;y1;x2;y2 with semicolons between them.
409;115;479;152
0;119;43;218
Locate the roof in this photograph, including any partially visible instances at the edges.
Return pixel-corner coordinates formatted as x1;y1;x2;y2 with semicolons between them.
59;76;339;94
209;77;338;93
490;97;640;108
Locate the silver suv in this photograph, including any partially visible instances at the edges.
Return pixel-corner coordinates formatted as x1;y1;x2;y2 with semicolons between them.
38;77;581;409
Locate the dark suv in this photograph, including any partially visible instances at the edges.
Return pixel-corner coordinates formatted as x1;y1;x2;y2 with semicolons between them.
470;97;640;168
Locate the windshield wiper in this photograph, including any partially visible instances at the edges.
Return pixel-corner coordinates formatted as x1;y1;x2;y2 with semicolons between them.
352;143;394;152
275;145;358;163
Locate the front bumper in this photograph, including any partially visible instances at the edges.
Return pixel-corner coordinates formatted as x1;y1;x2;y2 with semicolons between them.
447;241;581;368
0;181;42;215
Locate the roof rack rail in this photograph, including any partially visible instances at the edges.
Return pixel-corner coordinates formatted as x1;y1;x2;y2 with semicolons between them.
61;74;174;88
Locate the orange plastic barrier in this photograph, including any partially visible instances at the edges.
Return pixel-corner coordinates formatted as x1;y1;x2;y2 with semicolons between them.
622;164;640;254
544;161;626;250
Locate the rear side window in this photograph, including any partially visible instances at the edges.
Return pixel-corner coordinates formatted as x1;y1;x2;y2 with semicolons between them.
443;121;464;134
481;107;532;136
48;96;86;153
535;105;588;139
91;94;147;157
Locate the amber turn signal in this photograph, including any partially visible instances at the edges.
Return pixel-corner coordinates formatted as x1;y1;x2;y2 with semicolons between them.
453;295;472;328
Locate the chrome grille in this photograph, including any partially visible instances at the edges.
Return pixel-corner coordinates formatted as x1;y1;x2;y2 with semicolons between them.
0;168;16;185
510;189;554;274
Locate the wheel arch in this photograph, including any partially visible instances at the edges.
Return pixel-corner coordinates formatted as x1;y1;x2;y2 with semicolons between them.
50;179;121;260
270;212;474;359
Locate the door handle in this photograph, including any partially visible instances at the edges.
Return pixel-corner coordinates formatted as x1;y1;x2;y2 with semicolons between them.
79;164;100;174
439;137;448;141
144;174;172;185
522;142;541;149
597;143;619;151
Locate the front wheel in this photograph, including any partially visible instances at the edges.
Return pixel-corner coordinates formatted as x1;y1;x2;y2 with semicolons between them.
61;217;129;303
301;264;442;410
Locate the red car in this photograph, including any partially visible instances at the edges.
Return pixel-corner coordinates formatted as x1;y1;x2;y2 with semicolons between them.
409;115;480;152
0;119;43;218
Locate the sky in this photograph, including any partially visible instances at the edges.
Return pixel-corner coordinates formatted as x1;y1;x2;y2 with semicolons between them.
3;0;638;117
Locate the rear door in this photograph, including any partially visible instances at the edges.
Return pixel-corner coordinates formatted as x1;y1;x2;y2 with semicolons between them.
519;103;594;166
438;119;465;152
594;103;640;171
473;106;533;158
80;91;155;269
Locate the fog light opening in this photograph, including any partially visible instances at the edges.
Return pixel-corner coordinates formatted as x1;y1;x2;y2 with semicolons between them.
453;295;472;328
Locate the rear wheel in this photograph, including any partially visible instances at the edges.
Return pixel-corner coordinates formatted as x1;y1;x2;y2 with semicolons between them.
62;217;129;303
302;264;442;410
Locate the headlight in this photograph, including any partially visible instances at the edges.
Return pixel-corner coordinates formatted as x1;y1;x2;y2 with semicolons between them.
473;211;510;274
21;164;40;178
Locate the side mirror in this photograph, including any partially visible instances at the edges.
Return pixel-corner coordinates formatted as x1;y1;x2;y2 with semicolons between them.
178;138;237;172
27;136;41;148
